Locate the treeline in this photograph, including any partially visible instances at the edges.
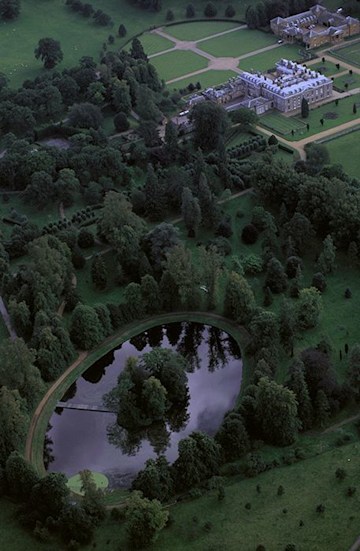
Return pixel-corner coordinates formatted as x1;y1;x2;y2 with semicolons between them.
245;0;317;29
65;0;113;26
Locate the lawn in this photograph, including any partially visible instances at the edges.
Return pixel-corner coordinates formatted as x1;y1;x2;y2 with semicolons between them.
320;128;360;179
260;111;307;136
260;94;360;140
333;72;360;92
0;194;60;239
329;40;360;67
168;69;237;91
238;43;305;72
199;29;277;58
164;20;240;41
133;32;175;56
150;50;208;82
309;59;345;76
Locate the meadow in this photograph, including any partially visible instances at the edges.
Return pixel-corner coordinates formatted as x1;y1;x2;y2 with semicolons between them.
150;50;208;82
238;43;304;72
320;128;360;178
199;28;278;58
168;69;237;91
165;20;240;41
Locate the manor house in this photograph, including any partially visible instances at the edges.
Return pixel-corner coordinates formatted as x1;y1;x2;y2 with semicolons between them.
271;4;360;49
187;59;333;114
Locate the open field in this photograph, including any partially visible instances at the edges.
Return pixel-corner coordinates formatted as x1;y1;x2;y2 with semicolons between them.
165;20;240;41
199;28;277;58
238;43;305;72
136;31;175;55
333;72;360;92
150;50;208;81
320;128;360;178
309;59;345;75
329;40;360;67
168;69;237;91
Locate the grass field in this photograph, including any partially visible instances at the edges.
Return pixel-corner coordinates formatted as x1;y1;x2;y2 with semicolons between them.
329;40;360;67
238;44;305;72
168;69;237;90
320;128;360;178
309;59;345;75
137;32;175;55
199;28;277;58
260;111;307;135
260;94;360;140
333;72;360;92
150;50;208;81
165;20;240;41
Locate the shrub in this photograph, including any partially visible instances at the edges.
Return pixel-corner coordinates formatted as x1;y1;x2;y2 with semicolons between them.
204;2;217;17
186;3;195;17
316;504;325;513
77;229;95;249
72;250;86;269
241;223;259;244
166;9;174;21
114;112;130;132
245;502;251;510
277;485;284;496
216;218;233;238
345;288;352;298
335;468;346;481
207;236;232;256
243;253;262;275
225;5;235;17
347;487;356;497
312;272;327;293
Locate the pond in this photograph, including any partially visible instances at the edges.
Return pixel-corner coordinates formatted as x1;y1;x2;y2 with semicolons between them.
46;322;242;488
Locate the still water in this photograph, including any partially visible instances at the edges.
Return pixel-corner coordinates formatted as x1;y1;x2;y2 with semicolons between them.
46;322;242;488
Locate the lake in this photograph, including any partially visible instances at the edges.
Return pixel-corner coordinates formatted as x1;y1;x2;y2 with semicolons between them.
46;322;242;488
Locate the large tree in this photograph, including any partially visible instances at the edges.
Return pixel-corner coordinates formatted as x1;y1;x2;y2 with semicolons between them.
34;37;63;69
190;101;229;152
0;0;20;20
255;377;300;446
132;456;173;502
181;186;201;237
125;491;168;549
0;387;28;465
70;304;104;350
224;271;255;324
68;102;103;129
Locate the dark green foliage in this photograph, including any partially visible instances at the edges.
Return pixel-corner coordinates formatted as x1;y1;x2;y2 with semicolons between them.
132;456;173;502
144;164;165;221
141;275;162;315
80;469;106;526
70;304;104;349
125;491;168;549
224;271;255;323
225;4;235;17
215;412;250;461
348;344;360;400
29;472;69;520
5;452;39;501
286;358;313;430
297;287;322;329
181;187;201;237
173;432;221;491
241;223;259;244
312;272;326;293
190;102;229;152
345;288;352;299
335;468;346;481
268;134;278;146
59;504;94;545
186;3;195;17
68;102;103;129
118;24;127;37
315;389;330;427
265;258;287;293
204;2;217;16
114;112;130;132
0;387;28;465
301;97;309;118
91;254;107;289
277;485;284;496
285;256;302;279
34;37;63;69
0;0;20;19
166;8;174;20
77;229;95;249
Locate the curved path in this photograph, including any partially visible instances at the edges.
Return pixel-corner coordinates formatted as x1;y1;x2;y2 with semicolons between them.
25;311;246;473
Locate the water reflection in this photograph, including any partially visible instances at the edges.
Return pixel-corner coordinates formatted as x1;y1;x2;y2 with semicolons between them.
46;323;242;488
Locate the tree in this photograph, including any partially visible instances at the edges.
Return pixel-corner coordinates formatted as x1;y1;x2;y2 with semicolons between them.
316;234;336;274
118;23;127;37
91;254;107;289
284;213;314;255
0;0;20;20
190;102;229;152
165;245;200;310
79;469;106;525
353;103;357;115
130;38;148;61
215;412;250;461
224;271;255;323
124;282;144;320
314;389;330;427
132;456;173;502
166;8;174;20
225;4;235;17
125;491;168;549
181;187;201;237
279;298;297;356
114;112;130;132
265;257;287;294
297;287;322;329
112;79;131;114
98;192;145;245
70;304;104;349
34;37;63;69
173;432;221;490
198;245;222;310
255;378;300;446
143;164;165;221
204;2;217;16
186;3;195;17
245;5;259;28
231;107;258;128
144;223;180;276
348;344;360;400
29;472;70;520
286;358;313;430
198;173;220;229
5;452;39;501
164;120;178;162
0;387;28;465
301;97;309;119
141;274;162;314
68;102;103;129
59;504;94;545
